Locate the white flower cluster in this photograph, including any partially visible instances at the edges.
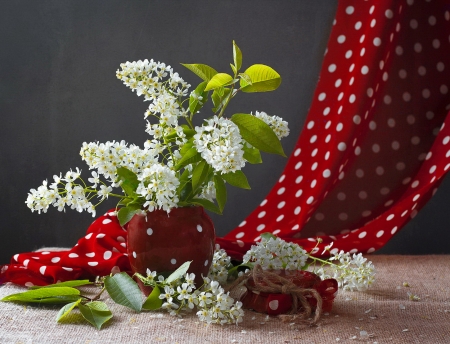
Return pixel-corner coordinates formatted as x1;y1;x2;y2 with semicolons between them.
319;251;376;291
198;180;216;202
80;140;158;183
194;116;245;174
140;269;244;325
254;111;289;140
208;245;232;284
243;236;309;270
116;59;190;101
136;164;180;212
26;169;96;217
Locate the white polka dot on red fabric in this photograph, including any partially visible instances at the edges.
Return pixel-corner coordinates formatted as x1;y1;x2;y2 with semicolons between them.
85;233;93;239
257;224;265;231
170;258;177;265
51;257;60;263
86;252;95;258
197;225;203;232
102;219;112;225
337;35;346;44
117;236;125;242
96;233;106;239
103;251;112;260
39;266;46;275
13;254;19;262
62;267;73;271
235;232;245;239
358;231;367;239
69;253;79;258
23;259;29;267
88;262;98;267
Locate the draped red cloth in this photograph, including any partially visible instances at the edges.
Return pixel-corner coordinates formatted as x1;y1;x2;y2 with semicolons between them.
2;0;450;286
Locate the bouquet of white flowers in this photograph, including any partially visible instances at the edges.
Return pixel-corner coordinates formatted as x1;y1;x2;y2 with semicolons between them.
26;41;289;225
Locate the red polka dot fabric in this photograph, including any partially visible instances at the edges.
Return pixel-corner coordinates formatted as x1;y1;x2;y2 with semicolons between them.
1;0;450;286
1;211;131;286
217;0;450;259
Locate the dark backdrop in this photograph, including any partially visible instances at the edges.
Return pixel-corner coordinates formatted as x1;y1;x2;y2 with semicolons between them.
1;1;449;264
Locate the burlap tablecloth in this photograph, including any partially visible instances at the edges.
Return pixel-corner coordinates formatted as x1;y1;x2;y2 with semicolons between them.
1;255;449;344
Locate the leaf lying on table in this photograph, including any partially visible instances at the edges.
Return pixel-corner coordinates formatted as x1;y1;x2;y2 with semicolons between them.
29;280;92;289
78;302;113;330
104;272;143;312
1;287;82;304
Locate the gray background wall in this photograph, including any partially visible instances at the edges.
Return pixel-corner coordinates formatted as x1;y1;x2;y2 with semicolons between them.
1;1;449;264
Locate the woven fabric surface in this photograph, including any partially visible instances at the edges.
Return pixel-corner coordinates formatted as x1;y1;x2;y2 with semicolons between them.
1;255;449;344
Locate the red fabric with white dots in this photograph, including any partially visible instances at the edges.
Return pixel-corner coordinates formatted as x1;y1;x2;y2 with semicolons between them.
1;0;450;286
0;211;131;286
217;0;450;259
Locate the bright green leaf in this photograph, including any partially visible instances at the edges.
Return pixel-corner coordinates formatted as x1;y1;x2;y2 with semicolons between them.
243;144;262;164
117;205;141;227
31;280;92;289
221;170;250;190
180;63;218;81
116;167;140;197
142;286;162;310
180;138;194;155
165;261;192;284
104;273;142;312
192;160;210;191
165;126;196;142
238;73;252;88
230;63;237;75
211;88;231;113
174;147;202;171
233;40;242;71
79;302;113;330
1;287;81;304
190;198;222;214
214;175;227;212
204;73;234;92
240;64;281;93
231;113;286;156
56;299;82;322
189;81;208;115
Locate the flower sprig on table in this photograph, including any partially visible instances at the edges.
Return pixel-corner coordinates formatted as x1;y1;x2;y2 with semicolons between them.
26;41;289;225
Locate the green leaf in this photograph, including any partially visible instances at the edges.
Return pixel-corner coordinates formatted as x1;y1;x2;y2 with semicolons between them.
180;138;194;155
261;232;277;241
213;175;227;212
243;144;262;164
211;88;231;113
78;302;113;330
117;205;141;227
192;160;210;191
116;167;140;197
221;170;250;190
230;63;237;75
240;64;281;93
166;261;192;284
180;180;193;202
204;73;234;92
165;126;196;142
190;198;222;214
104;273;143;312
180;63;218;81
56;299;82;322
231;113;286;157
1;287;81;304
189;81;208;115
233;40;242;71
238;73;252;88
174;146;202;171
30;280;92;289
142;286;162;310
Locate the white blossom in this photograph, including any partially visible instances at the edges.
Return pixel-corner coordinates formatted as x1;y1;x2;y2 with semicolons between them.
254;111;290;140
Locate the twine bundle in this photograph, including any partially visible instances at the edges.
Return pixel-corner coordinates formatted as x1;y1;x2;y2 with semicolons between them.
226;264;323;324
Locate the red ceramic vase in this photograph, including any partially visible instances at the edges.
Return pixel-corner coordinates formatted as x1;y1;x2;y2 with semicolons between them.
126;206;215;290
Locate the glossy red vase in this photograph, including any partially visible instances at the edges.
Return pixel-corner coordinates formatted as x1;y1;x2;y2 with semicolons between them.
126;206;215;290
